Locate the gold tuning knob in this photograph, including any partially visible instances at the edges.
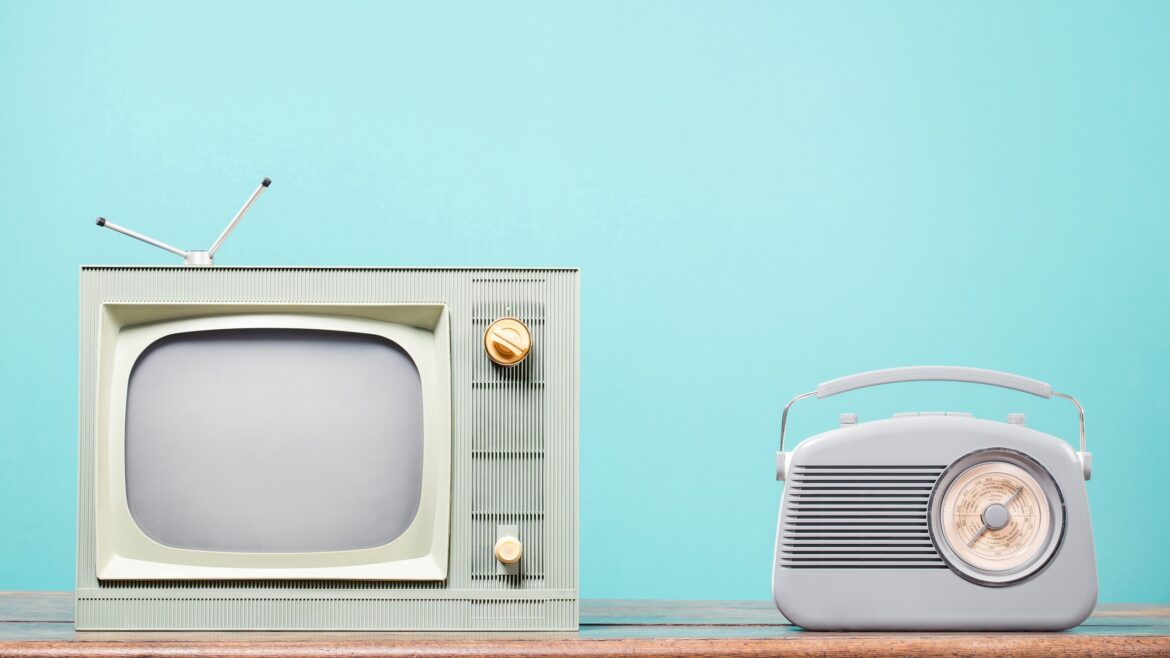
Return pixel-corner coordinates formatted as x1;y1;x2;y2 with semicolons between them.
494;535;523;564
484;317;531;366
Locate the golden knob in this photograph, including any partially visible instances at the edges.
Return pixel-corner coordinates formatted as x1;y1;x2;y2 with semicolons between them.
484;317;531;366
494;535;523;564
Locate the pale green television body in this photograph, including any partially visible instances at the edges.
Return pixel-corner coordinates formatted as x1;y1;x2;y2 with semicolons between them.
77;267;578;630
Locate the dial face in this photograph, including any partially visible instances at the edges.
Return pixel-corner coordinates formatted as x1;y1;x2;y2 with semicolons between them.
930;450;1063;585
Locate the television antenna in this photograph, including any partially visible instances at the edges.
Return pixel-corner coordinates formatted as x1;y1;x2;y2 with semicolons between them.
95;177;271;266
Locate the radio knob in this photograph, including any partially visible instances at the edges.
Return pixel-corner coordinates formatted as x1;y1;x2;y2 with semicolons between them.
484;317;531;366
494;535;523;564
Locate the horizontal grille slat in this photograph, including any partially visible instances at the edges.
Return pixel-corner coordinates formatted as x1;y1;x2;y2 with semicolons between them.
790;491;926;496
781;540;935;545
784;532;931;538
788;548;936;552
794;484;936;488
798;465;947;470
780;562;947;568
786;519;921;524
790;503;926;510
786;514;924;519
779;465;945;569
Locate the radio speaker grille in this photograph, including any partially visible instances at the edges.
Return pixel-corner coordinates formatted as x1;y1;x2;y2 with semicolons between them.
779;465;948;569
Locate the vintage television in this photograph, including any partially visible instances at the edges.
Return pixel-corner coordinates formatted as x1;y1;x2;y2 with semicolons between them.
78;182;578;630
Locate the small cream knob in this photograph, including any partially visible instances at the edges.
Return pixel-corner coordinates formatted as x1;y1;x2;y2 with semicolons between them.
494;535;523;564
484;317;531;366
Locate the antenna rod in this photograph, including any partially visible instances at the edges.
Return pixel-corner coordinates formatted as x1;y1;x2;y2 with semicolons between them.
208;177;271;257
95;217;189;259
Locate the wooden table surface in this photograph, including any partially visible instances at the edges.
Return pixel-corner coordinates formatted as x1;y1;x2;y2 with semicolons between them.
1;592;1168;657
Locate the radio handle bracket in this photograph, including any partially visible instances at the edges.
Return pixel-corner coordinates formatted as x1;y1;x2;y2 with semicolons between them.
777;366;1089;481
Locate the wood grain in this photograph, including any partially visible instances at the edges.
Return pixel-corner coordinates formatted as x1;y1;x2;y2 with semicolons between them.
6;636;1170;658
1;593;1167;658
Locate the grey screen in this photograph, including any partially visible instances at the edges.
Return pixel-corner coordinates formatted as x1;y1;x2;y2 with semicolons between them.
124;328;424;553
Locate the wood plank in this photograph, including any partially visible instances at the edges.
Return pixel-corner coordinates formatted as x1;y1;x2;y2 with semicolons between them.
583;599;790;625
582;599;1170;624
3;636;1170;657
583;600;1170;629
11;593;1167;630
0;593;1167;658
0;592;72;623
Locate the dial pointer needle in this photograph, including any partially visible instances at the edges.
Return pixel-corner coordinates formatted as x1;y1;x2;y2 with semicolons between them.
967;525;989;547
967;486;1026;547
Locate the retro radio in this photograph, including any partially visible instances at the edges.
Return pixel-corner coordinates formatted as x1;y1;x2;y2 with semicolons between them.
773;367;1096;631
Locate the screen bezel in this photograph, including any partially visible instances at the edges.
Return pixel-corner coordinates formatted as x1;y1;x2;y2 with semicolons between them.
94;303;452;580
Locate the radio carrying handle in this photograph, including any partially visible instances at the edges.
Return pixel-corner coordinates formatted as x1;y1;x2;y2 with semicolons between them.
776;366;1089;481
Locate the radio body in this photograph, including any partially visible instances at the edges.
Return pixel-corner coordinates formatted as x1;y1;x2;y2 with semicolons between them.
772;367;1096;631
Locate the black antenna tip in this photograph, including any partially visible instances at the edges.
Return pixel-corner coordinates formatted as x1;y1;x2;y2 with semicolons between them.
96;217;107;227
262;177;272;187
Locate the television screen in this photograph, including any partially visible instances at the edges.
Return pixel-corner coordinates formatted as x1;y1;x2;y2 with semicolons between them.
124;328;424;553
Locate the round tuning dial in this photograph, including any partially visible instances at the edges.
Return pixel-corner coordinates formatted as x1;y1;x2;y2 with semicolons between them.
930;449;1064;586
484;317;531;366
494;535;523;564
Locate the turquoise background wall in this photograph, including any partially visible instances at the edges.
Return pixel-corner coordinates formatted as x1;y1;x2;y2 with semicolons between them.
0;1;1166;602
